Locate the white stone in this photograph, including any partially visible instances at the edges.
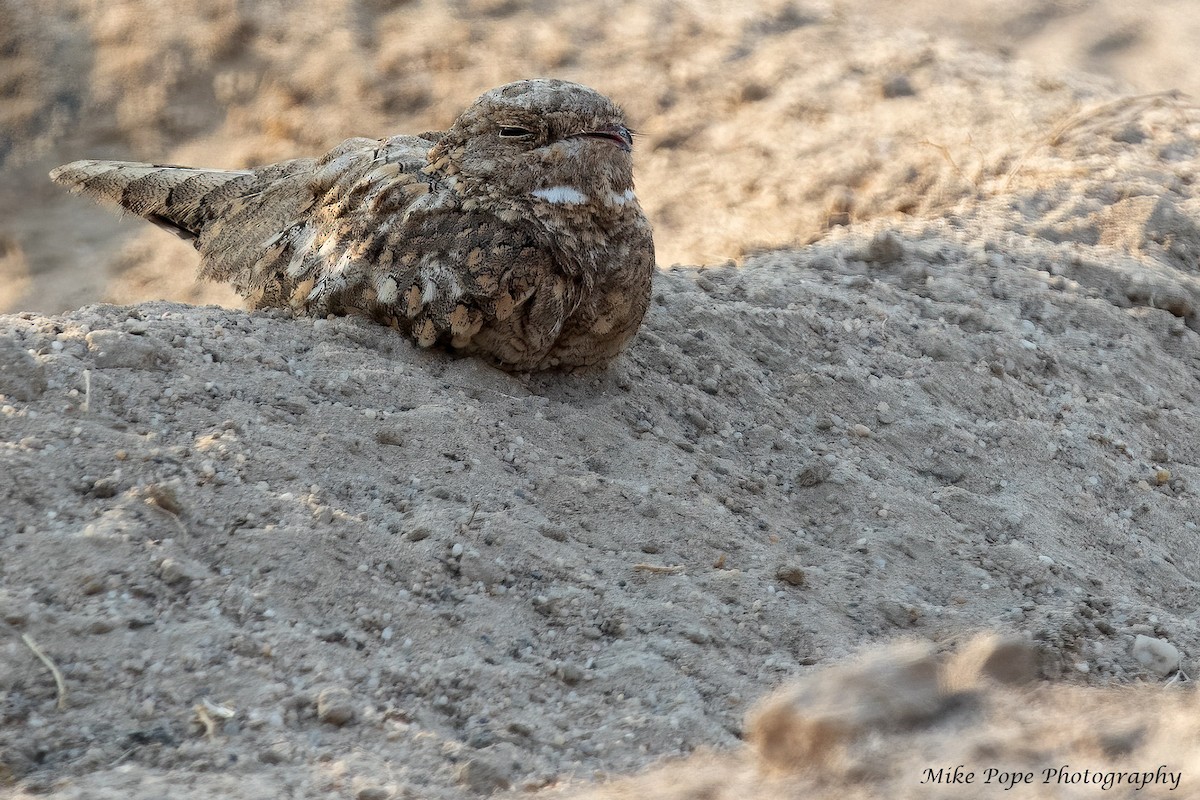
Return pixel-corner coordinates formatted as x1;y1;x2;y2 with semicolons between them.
1132;634;1180;676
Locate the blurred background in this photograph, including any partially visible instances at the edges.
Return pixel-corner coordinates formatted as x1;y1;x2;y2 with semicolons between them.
3;0;1199;314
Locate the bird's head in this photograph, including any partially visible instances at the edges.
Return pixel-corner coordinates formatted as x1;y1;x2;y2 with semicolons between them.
428;79;640;224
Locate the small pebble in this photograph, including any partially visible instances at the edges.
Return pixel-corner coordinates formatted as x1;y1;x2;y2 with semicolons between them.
258;747;287;765
775;563;807;587
144;483;184;515
557;663;585;684
455;758;511;794
89;476;120;498
1132;635;1180;676
159;558;205;587
316;688;357;726
795;464;829;487
406;525;432;542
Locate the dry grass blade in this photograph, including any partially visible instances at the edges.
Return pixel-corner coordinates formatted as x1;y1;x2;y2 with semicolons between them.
19;632;68;711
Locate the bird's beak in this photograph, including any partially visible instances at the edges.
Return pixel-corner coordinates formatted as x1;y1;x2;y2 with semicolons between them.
575;124;633;152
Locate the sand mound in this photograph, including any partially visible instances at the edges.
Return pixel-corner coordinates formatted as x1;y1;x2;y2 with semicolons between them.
4;2;1200;798
5;151;1200;794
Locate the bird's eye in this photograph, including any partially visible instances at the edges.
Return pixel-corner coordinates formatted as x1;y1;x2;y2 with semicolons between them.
499;126;534;138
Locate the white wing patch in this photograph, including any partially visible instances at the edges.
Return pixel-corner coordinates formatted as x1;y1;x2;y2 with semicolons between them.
532;186;590;205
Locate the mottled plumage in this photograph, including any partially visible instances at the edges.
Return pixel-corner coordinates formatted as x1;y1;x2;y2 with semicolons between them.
50;79;655;371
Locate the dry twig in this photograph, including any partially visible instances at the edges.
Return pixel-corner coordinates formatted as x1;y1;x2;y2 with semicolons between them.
632;563;685;575
20;632;67;710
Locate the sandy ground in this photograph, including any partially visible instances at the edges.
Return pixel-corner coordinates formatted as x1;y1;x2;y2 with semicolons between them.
3;1;1200;798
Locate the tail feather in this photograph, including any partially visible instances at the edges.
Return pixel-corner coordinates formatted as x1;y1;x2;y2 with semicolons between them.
49;160;256;239
50;156;322;295
49;141;429;313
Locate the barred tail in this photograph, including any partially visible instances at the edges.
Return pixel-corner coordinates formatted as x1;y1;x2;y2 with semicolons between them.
49;160;256;240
